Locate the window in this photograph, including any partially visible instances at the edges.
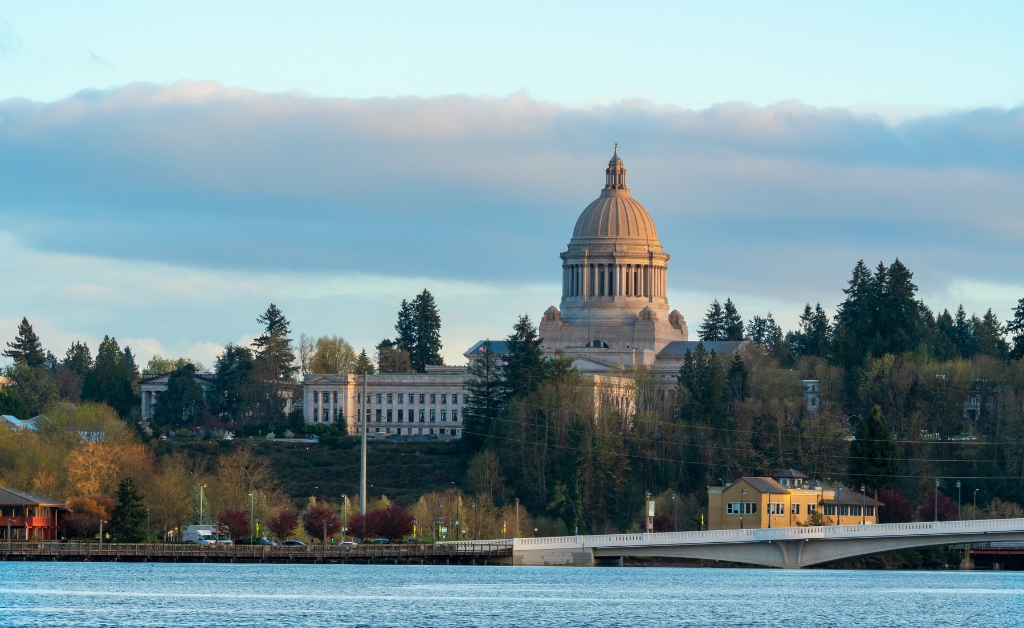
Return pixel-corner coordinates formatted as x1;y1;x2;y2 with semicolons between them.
441;393;447;404
398;394;404;403
313;409;319;421
452;394;458;404
366;394;371;403
376;393;382;404
419;409;425;422
386;409;393;422
387;393;393;404
313;391;319;403
375;409;382;422
824;505;837;516
791;503;801;515
365;409;370;423
865;506;875;517
452;410;458;422
409;392;414;403
398;409;404;422
430;409;436;422
419;394;425;404
441;410;447;422
726;502;757;515
808;504;817;514
768;502;785;515
430;394;436;404
333;391;338;403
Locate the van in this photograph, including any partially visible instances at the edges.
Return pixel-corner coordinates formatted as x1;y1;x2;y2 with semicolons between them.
182;525;217;545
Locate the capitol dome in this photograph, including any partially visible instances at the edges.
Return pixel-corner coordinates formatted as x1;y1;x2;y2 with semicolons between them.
571;145;659;243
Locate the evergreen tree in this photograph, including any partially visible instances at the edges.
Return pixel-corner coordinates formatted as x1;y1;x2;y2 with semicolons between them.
722;298;744;341
973;309;1009;359
847;405;900;492
109;477;148;542
396;290;443;372
252;304;299;382
746;313;783;350
3;318;46;367
63;341;93;375
1008;295;1024;360
932;309;959;361
725;353;749;402
207;344;256;422
353;350;375;375
4;362;57;415
81;336;138;418
952;305;975;357
0;388;31;420
376;341;413;373
44;351;58;374
501;315;550;403
791;303;830;357
154;363;207;427
676;342;725;424
394;299;417;355
124;346;140;391
699;300;726;341
463;340;503;451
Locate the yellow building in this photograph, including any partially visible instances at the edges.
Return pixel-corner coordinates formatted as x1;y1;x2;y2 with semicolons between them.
707;469;883;530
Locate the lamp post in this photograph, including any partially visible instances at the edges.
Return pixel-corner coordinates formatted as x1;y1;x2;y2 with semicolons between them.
360;372;367;516
147;508;151;542
455;492;460;542
343;496;348;542
472;501;477;541
515;498;520;538
956;481;962;521
438;499;443;540
861;484;866;525
7;518;14;552
740;487;746;530
767;491;772;529
645;491;652;533
934;479;940;522
974;488;980;511
672;492;677;532
196;484;206;525
99;519;106;550
249;492;255;541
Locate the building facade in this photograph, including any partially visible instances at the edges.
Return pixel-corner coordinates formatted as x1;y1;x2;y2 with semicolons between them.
140;371;216;421
0;487;63;541
707;470;883;530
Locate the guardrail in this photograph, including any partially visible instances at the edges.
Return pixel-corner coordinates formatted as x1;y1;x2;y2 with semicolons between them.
511;517;1024;551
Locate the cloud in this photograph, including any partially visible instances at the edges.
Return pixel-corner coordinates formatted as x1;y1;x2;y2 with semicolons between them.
1;82;1024;362
0;20;20;54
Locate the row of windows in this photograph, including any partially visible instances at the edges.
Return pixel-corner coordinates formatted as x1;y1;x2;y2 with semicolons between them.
363;427;459;435
726;502;758;515
766;502;786;516
370;393;458;405
312;409;340;422
363;409;458;423
823;505;875;517
313;391;339;404
789;504;817;515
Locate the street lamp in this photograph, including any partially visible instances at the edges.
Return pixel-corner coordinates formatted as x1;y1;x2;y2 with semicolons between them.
740;487;746;530
249;492;255;541
860;484;866;525
7;518;15;552
515;498;520;538
934;479;940;522
672;492;677;532
196;484;207;525
471;501;477;541
99;519;107;549
147;508;151;542
974;488;980;511
956;481;962;521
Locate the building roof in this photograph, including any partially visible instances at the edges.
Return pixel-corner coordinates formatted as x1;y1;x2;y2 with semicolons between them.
740;477;790;495
822;488;884;507
1;415;37;431
777;469;809;479
0;487;64;507
464;340;510;357
657;341;748;356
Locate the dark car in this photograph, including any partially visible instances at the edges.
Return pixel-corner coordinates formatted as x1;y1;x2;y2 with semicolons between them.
281;540;306;546
370;538;390;544
237;537;277;546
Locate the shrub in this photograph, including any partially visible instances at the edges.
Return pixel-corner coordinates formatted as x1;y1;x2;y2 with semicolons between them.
266;512;298;541
218;509;251;540
302;504;340;542
918;494;958;522
373;505;415;541
878;489;915;523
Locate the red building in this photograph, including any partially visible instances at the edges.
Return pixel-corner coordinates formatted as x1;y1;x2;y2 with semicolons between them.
0;488;64;541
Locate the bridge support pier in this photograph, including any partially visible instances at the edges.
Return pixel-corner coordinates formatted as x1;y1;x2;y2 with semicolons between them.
514;545;594;566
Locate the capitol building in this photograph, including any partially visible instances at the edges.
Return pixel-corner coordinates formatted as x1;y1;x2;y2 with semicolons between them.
302;147;743;438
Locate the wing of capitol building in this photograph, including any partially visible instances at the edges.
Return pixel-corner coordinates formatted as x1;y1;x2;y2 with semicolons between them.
302;147;745;440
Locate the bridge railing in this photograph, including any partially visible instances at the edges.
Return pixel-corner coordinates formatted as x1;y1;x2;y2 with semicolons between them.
511;517;1024;550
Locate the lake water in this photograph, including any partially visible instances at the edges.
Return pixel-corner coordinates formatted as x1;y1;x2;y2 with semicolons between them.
1;562;1022;627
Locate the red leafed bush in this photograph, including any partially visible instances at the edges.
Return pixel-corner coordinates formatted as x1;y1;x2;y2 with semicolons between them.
652;515;673;532
918;494;959;522
266;512;298;541
878;489;915;523
217;509;250;540
373;505;414;541
302;504;340;541
347;512;373;540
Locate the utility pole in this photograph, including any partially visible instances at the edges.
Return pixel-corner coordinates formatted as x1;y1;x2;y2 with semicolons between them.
249;493;255;541
672;492;677;532
515;498;519;538
957;481;962;521
472;501;477;541
934;479;940;522
360;372;367;515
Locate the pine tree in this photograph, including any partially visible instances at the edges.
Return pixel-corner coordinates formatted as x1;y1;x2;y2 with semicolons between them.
725;353;749;402
81;336;138;419
698;300;726;341
63;341;93;375
676;341;725;424
154;363;207;427
501;315;550;402
3;318;46;367
0;388;31;420
973;309;1009;359
207;344;256;422
847;405;900;492
463;340;503;451
109;477;148;542
746;313;783;350
252;304;299;382
952;305;974;357
394;299;417;355
1008;295;1024;360
722;299;744;341
932;309;959;361
409;290;443;372
353;350;374;375
791;303;830;357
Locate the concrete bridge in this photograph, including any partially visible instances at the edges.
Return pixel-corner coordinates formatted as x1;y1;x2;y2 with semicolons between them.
510;518;1024;568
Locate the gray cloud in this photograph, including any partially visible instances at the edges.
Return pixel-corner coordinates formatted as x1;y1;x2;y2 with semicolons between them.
1;82;1023;310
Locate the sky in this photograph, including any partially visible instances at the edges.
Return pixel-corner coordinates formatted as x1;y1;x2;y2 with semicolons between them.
1;1;1024;368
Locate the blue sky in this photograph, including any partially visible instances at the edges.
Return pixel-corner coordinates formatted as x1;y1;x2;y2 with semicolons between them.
2;2;1024;367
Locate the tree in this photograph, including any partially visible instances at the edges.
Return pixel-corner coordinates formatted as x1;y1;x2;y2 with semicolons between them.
109;477;148;542
877;488;915;523
154;364;207;428
347;512;373;539
746;313;784;353
372;505;414;541
847;405;900;492
395;290;443;372
302;504;340;541
353;350;374;375
0;388;30;420
207;344;256;422
725;353;749;402
1008;294;1024;360
3;317;46;367
81;336;138;419
3;362;57;415
501;315;550;403
143;355;202;375
463;342;503;451
791;303;830;357
63;341;93;375
467;450;505;499
722;298;744;341
973;309;1009;359
698;300;726;341
217;509;250;540
676;342;724;424
376;341;413;373
301;335;358;375
252;304;299;382
918;494;958;522
266;511;298;541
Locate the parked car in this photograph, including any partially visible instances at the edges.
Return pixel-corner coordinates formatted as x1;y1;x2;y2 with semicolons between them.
217;535;234;545
339;541;357;546
182;525;217;545
237;536;276;545
404;538;421;544
281;540;306;547
370;538;390;545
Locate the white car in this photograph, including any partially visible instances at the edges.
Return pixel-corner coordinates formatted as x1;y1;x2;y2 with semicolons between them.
182;525;217;545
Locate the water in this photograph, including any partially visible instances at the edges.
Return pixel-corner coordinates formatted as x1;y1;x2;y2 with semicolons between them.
1;563;1022;627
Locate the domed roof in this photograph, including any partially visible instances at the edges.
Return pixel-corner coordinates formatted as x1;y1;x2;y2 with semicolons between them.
571;146;660;242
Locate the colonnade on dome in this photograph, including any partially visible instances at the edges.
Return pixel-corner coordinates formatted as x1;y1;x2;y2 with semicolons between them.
562;261;667;300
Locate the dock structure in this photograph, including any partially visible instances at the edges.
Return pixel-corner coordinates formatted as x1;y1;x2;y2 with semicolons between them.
0;540;513;565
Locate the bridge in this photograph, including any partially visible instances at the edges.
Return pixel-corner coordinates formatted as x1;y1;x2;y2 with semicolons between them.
511;518;1024;568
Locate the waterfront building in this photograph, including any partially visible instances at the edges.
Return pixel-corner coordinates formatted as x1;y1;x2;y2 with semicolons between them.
0;487;64;541
707;470;883;529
